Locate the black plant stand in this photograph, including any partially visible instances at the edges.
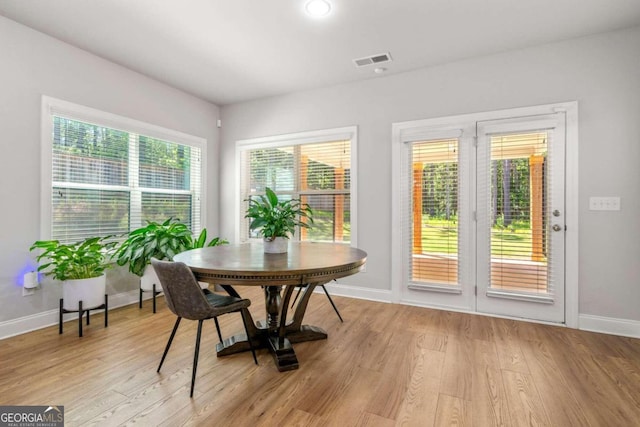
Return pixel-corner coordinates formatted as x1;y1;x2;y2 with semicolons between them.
59;294;108;337
139;284;162;313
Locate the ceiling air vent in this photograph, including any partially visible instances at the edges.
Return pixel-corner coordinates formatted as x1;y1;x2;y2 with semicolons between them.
353;52;392;68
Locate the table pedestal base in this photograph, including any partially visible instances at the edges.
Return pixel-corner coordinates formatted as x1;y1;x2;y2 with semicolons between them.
215;283;329;371
215;322;328;371
267;336;298;372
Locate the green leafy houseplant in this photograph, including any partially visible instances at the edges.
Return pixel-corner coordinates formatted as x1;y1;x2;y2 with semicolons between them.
245;187;313;240
114;218;228;277
114;218;193;277
188;228;229;249
29;236;116;281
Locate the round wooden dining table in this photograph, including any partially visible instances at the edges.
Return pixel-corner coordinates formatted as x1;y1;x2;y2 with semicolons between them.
173;241;367;371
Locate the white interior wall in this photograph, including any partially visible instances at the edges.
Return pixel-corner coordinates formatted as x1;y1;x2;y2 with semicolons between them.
2;13;637;335
220;26;640;324
0;16;220;324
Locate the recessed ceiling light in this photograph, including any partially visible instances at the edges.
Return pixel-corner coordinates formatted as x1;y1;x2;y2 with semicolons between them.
305;0;332;17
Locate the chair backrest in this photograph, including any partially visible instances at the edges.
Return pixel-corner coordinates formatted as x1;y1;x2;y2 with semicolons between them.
150;258;214;321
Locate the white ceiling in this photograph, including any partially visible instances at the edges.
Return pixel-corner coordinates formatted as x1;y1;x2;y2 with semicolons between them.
2;0;640;105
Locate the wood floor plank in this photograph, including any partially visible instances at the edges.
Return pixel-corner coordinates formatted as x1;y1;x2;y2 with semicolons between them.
470;339;511;427
64;390;129;427
439;335;474;401
434;394;472;427
490;317;531;374
394;347;442;427
501;370;551;426
257;407;326;427
355;411;396;427
542;326;640;425
0;286;638;426
364;329;423;420
518;336;593;426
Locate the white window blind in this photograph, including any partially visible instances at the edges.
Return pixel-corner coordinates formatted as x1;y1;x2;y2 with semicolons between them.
239;138;352;243
47;106;202;243
485;131;552;296
404;137;465;290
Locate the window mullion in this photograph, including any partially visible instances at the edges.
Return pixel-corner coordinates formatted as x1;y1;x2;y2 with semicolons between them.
293;145;302;240
129;133;141;230
190;146;201;233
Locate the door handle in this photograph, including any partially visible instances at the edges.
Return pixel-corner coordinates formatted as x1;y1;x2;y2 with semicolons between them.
552;224;562;232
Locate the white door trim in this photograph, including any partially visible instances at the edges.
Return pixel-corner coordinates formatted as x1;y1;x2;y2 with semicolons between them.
391;102;578;327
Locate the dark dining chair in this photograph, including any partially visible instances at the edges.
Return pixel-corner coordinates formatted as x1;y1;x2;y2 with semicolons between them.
151;258;258;397
291;280;343;322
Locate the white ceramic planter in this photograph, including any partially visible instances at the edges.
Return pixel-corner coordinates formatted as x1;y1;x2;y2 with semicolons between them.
140;264;161;291
263;237;288;254
62;275;106;310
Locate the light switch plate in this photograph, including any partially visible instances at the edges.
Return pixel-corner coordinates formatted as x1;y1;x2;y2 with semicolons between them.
589;196;621;211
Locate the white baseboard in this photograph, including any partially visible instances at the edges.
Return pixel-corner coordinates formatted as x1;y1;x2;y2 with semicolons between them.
321;284;640;339
322;282;393;303
579;314;640;339
4;288;639;340
0;289;149;340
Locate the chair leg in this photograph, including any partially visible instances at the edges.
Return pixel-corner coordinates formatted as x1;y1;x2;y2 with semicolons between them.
158;317;181;373
78;300;83;337
191;320;204;398
59;298;63;335
240;310;258;365
321;285;343;322
104;294;108;328
152;284;157;313
290;286;303;308
213;317;223;343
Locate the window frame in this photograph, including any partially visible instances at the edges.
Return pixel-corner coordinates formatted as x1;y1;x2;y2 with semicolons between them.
40;96;207;241
235;126;358;246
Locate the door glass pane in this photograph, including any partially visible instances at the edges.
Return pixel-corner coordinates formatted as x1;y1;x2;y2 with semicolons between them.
490;132;549;293
411;139;459;285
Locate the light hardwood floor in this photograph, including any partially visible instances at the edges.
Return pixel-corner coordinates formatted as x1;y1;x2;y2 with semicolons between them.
1;287;639;426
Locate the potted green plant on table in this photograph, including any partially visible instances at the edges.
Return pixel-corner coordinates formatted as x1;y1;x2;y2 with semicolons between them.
29;236;116;311
245;187;314;253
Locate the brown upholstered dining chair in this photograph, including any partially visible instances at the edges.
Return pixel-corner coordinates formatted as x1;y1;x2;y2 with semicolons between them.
151;258;258;397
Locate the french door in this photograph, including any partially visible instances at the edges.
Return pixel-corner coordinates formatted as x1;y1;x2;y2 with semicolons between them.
475;115;565;322
394;106;570;324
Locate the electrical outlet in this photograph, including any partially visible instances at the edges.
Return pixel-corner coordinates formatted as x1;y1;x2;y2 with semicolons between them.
589;197;621;211
22;287;35;296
